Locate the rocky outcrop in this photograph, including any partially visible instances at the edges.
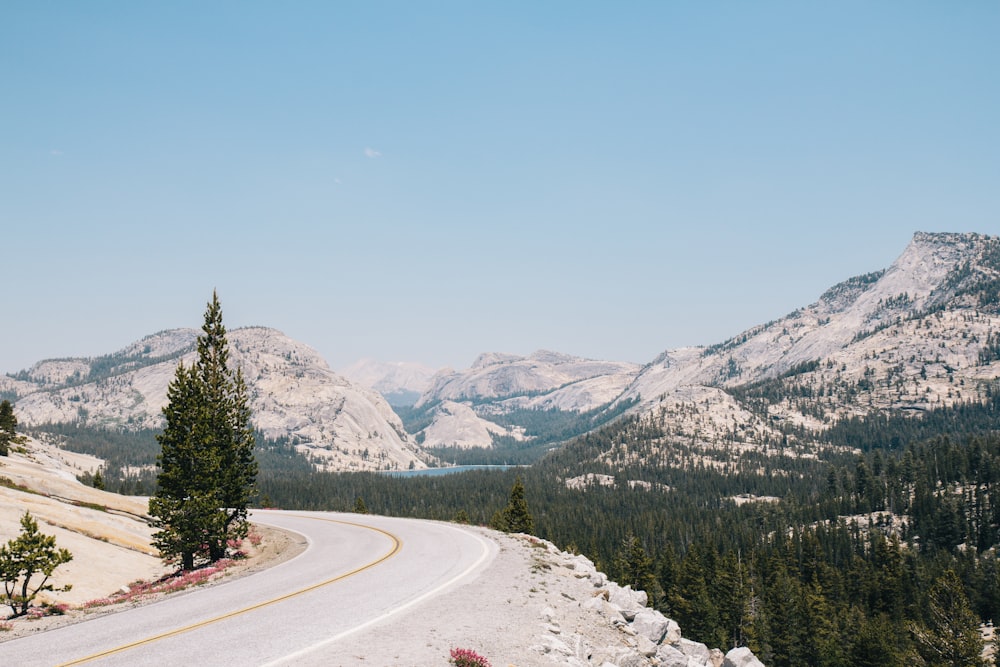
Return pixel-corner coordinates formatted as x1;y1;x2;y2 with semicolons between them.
5;327;433;472
523;536;765;667
410;350;642;450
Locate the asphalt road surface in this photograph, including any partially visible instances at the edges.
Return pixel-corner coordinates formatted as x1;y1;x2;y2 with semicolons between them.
0;511;496;666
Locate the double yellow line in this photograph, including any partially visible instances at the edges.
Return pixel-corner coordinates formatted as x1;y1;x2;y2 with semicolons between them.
59;515;401;666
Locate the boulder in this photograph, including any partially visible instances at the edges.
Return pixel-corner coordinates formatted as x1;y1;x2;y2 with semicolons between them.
657;644;690;667
723;646;765;667
608;583;647;620
632;608;670;644
568;553;598;573
637;634;659;657
591;647;644;667
663;618;682;645
678;637;711;664
535;634;572;657
617;652;647;667
708;648;725;667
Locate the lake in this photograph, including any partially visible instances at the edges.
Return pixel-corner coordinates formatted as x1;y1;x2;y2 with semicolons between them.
382;465;517;478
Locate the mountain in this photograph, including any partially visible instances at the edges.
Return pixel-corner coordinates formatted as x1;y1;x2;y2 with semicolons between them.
403;232;1000;468
600;231;1000;470
0;328;432;473
338;358;439;406
408;350;641;454
6;231;999;475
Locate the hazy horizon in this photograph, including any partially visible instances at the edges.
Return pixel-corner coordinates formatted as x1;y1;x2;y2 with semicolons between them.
4;3;998;374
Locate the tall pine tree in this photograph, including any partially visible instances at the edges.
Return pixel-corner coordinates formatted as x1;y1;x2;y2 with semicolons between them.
148;292;258;569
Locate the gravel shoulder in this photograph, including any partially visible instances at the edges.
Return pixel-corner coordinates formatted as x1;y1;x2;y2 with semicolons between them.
329;527;636;667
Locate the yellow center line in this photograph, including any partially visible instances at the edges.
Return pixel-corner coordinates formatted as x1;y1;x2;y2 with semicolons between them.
58;515;402;666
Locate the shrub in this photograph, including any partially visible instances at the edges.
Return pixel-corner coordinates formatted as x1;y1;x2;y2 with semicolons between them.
81;559;237;608
449;647;491;667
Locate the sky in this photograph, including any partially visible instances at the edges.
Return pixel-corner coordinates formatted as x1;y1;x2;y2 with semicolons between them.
3;2;999;375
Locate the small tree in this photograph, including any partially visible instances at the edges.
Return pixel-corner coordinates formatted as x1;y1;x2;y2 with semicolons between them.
0;399;27;456
491;476;534;534
354;497;369;514
910;569;987;667
615;535;662;605
0;512;73;618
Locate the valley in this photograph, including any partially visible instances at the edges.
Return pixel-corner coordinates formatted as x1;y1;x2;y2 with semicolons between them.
4;231;1000;665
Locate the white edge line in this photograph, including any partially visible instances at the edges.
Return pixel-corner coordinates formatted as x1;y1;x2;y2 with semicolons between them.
260;523;495;667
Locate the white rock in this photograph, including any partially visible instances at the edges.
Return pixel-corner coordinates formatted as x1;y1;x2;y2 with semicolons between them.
663;618;682;645
658;644;690;667
632;607;670;644
723;646;765;667
536;634;573;656
637;634;658;657
678;637;711;664
608;583;646;620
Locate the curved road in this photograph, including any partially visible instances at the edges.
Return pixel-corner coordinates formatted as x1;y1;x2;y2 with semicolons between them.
0;511;496;666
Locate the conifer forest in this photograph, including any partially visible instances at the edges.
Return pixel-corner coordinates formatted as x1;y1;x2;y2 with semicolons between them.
36;385;1000;665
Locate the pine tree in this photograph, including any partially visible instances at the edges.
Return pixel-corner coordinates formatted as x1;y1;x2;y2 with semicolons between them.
0;399;26;456
910;569;987;667
195;295;257;560
491;476;534;534
148;292;258;569
614;535;662;606
0;512;73;617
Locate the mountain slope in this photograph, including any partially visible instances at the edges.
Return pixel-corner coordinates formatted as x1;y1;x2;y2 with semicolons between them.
1;328;432;472
410;350;641;452
605;231;1000;471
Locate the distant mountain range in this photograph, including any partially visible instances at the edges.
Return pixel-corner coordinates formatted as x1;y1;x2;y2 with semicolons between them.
397;231;1000;466
5;231;1000;473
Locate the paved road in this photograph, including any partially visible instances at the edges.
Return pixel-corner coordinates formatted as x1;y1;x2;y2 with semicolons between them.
0;511;495;666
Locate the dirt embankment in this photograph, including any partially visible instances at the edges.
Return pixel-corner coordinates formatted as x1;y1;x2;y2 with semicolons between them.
0;439;304;641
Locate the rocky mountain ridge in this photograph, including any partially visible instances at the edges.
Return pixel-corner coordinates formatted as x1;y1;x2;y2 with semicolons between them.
5;231;1000;474
407;232;1000;469
0;328;431;472
410;350;641;450
591;231;1000;473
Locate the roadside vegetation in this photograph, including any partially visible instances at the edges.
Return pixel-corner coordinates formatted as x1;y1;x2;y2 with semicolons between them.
0;512;73;619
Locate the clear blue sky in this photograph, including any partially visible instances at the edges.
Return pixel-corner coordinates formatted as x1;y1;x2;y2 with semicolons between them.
3;2;999;374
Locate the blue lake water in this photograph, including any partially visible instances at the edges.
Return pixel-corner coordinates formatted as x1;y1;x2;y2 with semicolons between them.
382;465;516;478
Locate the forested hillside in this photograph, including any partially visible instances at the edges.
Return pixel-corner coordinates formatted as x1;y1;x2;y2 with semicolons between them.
255;390;1000;666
